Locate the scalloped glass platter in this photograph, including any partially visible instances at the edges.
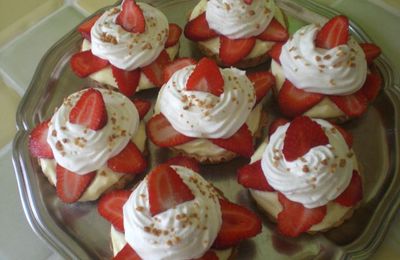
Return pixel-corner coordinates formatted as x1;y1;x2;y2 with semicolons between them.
12;0;400;259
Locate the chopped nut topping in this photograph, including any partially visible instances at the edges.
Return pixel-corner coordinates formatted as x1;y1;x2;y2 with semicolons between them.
100;33;117;44
302;165;310;173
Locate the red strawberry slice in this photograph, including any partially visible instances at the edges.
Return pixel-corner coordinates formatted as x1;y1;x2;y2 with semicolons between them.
165;23;182;48
111;66;140;97
70;50;109;78
331;123;353;148
29;120;54;159
268;118;289;137
237;160;275;191
69;88;108;130
114;244;141;260
213;199;262;249
247;71;275;104
163;58;197;83
77;14;101;41
98;189;131;232
334;170;363;207
186;58;224;96
211;124;254;158
282;116;329;161
184;12;218;41
359;43;381;65
148;164;195;216
360;71;382;102
219;36;256;66
277;193;327;237
142;50;171;87
131;98;151;119
165;156;200;173
146;113;194;147
268;42;284;64
278;80;323;118
107;142;147;174
56;164;96;203
194;250;218;260
116;0;145;33
329;92;368;117
315;15;349;49
243;0;253;4
257;18;289;42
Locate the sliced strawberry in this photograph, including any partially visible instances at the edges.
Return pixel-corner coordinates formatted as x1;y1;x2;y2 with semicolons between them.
277;193;327;237
282;116;329;161
331;123;353;148
165;156;200;173
194;250;218;260
29;120;54;159
111;65;140;97
163;58;197;83
237;160;275;191
69;88;108;130
148;164;195;216
329;92;368;117
268;118;289;137
98;189;131;232
219;36;256;66
56;164;96;203
315;15;349;49
142;50;171;87
213;199;262;249
247;71;275;104
165;23;182;48
334;170;363;207
114;244;141;260
257;18;289;42
77;14;101;41
211;124;254;158
186;58;224;96
359;71;382;102
146;113;194;147
243;0;253;4
278;80;323;118
131;98;151;119
268;42;284;64
359;43;381;65
184;12;218;41
70;50;109;78
116;0;145;33
107;142;147;174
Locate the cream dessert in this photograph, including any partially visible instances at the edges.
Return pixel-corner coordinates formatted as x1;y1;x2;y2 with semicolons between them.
238;116;363;237
184;0;288;68
71;0;182;97
28;88;151;203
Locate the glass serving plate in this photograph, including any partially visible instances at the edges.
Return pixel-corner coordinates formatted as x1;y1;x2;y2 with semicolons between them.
12;0;400;259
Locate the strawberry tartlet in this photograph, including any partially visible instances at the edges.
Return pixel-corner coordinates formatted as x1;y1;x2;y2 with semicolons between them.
28;88;151;203
98;157;262;259
146;57;275;163
184;0;288;68
270;15;382;122
70;0;182;97
238;116;362;237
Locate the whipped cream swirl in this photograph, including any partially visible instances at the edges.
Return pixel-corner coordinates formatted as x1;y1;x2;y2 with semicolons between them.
261;119;354;208
123;166;222;260
280;24;367;95
205;0;275;39
158;65;256;139
91;2;169;70
47;89;139;175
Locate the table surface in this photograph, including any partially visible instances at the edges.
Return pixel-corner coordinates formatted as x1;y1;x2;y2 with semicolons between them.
0;0;399;259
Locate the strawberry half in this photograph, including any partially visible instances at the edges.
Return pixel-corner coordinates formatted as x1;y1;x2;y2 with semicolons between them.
116;0;145;33
69;88;108;130
268;42;284;64
114;244;141;260
277;193;326;237
268;118;289;137
359;43;381;65
107;142;147;174
77;14;101;41
243;0;253;4
163;58;197;84
184;12;218;41
56;164;96;203
142;50;171;87
194;250;218;260
146;113;194;147
315;15;349;49
165;23;182;48
219;36;256;66
237;160;275;191
257;18;289;42
334;170;363;207
247;71;275;104
148;164;195;216
360;71;382;102
186;57;224;96
70;50;109;78
98;189;131;232
332;123;353;148
165;156;200;173
29;120;54;159
282;116;329;161
329;92;368;117
131;98;151;119
211;124;254;158
213;199;262;249
278;80;323;118
111;66;140;97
